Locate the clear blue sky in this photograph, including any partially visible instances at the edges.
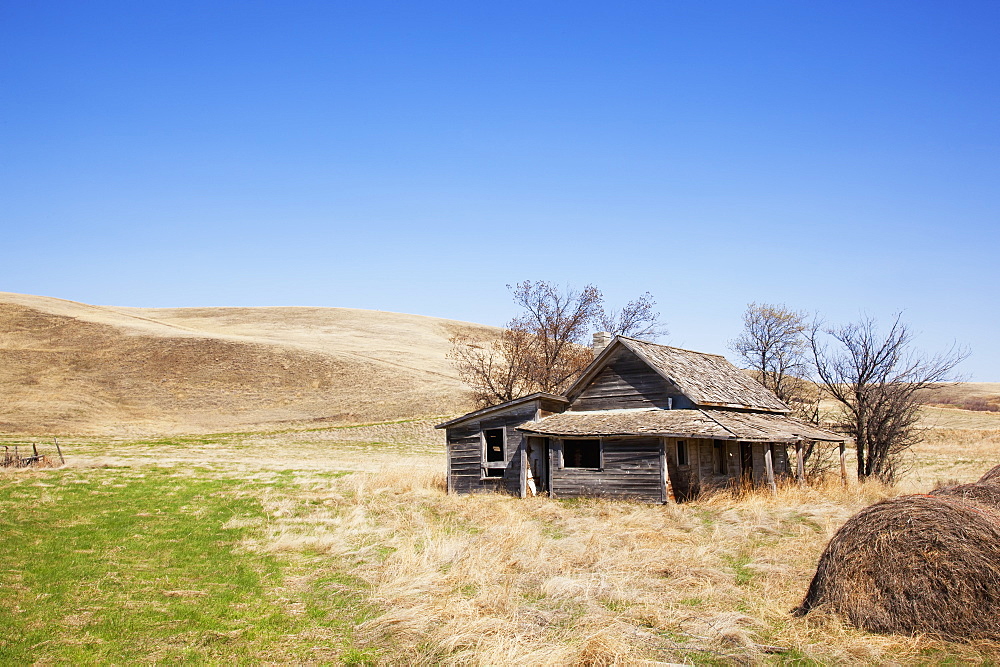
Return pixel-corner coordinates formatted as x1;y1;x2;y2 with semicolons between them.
3;1;998;379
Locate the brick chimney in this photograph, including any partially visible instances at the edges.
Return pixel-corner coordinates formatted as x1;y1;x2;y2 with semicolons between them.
591;331;612;355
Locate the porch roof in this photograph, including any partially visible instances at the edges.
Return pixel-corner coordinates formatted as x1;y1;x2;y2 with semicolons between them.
516;408;844;443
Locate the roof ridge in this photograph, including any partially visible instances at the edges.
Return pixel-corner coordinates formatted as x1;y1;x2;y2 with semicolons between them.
564;407;663;414
618;336;727;358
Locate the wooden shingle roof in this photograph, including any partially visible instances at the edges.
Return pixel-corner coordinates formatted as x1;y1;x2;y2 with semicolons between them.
617;337;790;413
518;409;731;439
434;392;568;429
703;410;843;442
517;408;843;443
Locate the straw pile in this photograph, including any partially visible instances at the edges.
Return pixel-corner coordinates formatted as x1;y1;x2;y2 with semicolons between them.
977;463;1000;486
794;465;1000;640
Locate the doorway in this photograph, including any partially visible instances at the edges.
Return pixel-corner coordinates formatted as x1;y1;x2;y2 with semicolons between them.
526;437;549;495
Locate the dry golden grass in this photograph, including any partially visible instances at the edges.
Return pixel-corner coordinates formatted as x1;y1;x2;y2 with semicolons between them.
240;466;1000;664
903;427;1000;491
8;408;999;663
919;382;1000;411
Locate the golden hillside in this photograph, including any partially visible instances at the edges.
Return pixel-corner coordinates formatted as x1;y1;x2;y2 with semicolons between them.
0;292;492;436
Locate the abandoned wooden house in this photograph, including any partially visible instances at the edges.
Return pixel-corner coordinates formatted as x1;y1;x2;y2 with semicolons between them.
437;334;843;503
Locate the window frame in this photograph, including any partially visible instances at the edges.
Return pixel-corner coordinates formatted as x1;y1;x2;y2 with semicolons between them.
676;439;689;467
482;427;506;467
561;438;602;470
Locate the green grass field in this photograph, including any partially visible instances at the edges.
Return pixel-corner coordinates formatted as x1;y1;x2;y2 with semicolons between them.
0;466;374;664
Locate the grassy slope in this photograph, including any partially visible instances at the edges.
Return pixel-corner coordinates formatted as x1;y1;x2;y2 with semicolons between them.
0;292;493;436
919;382;1000;410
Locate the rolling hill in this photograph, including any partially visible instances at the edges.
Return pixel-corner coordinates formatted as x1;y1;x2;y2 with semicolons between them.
0;292;493;436
3;292;998;438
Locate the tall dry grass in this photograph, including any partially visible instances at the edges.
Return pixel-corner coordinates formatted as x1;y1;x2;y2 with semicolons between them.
243;465;998;664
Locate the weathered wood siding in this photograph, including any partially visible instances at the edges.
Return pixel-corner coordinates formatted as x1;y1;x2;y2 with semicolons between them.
696;438;733;491
549;437;663;502
748;443;790;483
664;437;700;500
570;348;692;411
752;443;765;483
685;439;794;494
773;444;790;475
446;403;536;496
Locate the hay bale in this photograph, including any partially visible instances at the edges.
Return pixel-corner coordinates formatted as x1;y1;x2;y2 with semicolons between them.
978;463;1000;486
932;481;1000;509
794;493;1000;640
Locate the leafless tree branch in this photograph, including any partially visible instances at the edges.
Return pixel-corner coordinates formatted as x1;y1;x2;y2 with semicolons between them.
597;292;667;340
809;313;969;483
450;281;667;408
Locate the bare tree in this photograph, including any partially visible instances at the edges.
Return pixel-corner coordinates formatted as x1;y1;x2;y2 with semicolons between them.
809;314;968;484
448;327;539;407
507;280;603;394
450;281;665;408
729;303;831;470
729;303;810;407
596;292;666;340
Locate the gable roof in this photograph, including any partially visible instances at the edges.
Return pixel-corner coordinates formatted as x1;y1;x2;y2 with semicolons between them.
517;408;843;443
434;392;568;429
566;336;790;413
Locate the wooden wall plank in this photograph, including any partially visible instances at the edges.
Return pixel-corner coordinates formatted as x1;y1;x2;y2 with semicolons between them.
548;436;664;502
445;402;538;496
570;349;693;412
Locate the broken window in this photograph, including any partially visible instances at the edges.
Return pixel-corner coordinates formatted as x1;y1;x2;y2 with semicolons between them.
484;428;505;463
676;440;689;466
484;467;504;478
563;439;600;468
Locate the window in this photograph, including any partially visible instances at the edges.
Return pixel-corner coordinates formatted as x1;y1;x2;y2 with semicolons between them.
714;440;727;474
484;428;505;463
563;439;600;468
676;440;688;466
484;468;504;478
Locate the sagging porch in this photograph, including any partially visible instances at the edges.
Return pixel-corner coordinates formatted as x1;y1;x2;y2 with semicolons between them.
516;434;795;503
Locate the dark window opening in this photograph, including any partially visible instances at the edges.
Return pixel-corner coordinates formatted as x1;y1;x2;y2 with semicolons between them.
677;440;688;466
714;440;727;474
484;428;505;463
484;467;504;478
563;439;600;468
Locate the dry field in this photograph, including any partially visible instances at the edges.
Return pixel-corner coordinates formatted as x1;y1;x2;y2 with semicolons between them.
2;292;999;662
3;408;998;664
0;292;491;436
918;382;1000;412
